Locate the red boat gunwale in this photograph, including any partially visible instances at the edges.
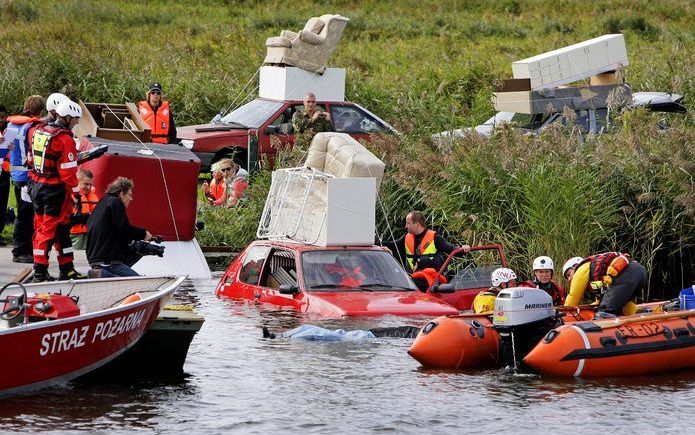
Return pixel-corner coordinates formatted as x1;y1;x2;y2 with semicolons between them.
0;276;184;397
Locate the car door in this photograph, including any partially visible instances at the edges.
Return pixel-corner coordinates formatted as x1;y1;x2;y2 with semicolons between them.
256;248;304;308
227;244;272;300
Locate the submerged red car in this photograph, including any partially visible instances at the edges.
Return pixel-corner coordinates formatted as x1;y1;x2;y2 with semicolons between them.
215;241;458;318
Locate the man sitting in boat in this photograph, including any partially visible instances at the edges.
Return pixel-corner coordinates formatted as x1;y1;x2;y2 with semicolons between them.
70;168;99;250
382;210;468;274
519;256;565;306
563;252;646;316
561;256;584;284
472;267;517;313
86;177;154;277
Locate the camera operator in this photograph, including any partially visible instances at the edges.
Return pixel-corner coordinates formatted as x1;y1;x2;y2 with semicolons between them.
86;177;153;277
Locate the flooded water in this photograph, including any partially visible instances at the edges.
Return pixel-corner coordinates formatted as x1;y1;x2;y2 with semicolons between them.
2;275;694;433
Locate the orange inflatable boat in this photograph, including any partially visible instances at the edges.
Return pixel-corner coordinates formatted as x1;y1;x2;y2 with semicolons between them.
524;310;695;377
408;286;675;373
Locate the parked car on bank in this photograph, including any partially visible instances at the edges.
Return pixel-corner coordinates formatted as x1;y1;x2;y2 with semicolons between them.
178;98;396;172
433;92;686;142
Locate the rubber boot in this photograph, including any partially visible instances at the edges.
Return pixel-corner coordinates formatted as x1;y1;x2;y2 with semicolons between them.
33;265;55;283
59;264;87;281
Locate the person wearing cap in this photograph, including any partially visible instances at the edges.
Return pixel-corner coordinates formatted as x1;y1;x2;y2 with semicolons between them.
4;95;46;261
519;255;565;306
29;99;86;282
138;82;177;144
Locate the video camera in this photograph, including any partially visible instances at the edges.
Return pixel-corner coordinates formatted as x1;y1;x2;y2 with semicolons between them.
131;236;165;258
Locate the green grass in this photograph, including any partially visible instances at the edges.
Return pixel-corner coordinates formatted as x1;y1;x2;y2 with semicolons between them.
1;0;693;298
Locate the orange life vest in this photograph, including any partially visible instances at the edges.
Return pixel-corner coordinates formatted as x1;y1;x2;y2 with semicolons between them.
138;100;171;144
579;252;631;283
404;229;437;270
411;268;447;289
71;189;99;234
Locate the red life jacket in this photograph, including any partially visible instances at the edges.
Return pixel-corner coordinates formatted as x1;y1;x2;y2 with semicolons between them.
579;252;630;282
30;124;71;182
138;100;171;144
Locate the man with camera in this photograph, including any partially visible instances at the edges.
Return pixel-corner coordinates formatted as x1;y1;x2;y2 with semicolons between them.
86;177;155;277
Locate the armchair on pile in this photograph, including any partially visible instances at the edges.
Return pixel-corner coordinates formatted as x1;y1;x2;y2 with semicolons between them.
264;14;349;74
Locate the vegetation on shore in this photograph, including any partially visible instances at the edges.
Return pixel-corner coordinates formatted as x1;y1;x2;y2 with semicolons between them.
1;0;693;296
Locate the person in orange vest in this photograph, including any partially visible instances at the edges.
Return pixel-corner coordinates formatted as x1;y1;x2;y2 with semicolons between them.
382;210;468;273
202;160;228;206
138;82;177;144
70;168;99;249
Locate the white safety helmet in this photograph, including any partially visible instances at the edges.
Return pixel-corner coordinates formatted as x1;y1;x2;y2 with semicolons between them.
562;256;584;277
55;100;82;118
491;268;517;287
532;256;554;271
46;93;69;112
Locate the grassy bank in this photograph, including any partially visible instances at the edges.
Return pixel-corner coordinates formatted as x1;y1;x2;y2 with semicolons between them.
2;0;694;297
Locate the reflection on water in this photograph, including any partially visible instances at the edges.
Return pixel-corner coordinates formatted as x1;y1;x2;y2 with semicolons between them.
1;275;694;433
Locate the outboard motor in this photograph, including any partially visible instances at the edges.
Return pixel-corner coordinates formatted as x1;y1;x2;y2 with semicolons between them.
493;288;557;370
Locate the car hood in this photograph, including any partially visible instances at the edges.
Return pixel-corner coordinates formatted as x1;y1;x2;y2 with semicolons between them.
306;291;459;317
177;123;250;140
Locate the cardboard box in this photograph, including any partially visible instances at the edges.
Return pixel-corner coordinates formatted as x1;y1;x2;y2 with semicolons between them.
259;66;346;101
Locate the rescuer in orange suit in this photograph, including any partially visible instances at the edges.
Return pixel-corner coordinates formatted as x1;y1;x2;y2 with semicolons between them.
29;99;87;282
138;82;177;144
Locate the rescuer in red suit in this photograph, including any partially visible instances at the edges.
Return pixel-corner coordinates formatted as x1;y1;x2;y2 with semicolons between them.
29;99;86;282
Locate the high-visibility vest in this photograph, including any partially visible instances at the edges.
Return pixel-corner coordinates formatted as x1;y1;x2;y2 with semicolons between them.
30;124;69;180
405;229;437;270
70;189;99;234
138;100;171;144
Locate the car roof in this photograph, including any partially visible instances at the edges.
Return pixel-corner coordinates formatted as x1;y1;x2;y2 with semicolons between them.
249;239;386;253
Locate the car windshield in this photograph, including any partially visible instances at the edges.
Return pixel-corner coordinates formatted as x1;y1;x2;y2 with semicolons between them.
220;99;284;128
440;248;505;290
301;250;417;291
484;112;515;125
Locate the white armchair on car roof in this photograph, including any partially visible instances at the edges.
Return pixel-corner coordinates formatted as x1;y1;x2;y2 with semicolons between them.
264;14;349;74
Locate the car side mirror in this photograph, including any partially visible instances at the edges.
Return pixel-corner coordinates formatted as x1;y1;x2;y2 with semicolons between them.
279;284;299;295
265;125;279;135
432;283;455;293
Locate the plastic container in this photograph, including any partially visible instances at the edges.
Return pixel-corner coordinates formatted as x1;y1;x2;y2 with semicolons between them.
679;286;695;310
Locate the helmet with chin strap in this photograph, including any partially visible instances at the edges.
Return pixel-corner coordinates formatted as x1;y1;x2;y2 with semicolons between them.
491;268;517;287
562;256;584;277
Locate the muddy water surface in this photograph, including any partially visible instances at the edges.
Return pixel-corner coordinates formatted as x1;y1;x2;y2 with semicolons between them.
1;275;693;433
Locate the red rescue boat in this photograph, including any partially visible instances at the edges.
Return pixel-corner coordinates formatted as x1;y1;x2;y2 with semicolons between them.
524;310;695;377
0;276;184;397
